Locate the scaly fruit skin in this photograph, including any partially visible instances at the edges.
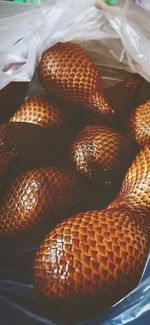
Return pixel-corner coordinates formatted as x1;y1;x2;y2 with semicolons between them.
70;124;135;183
0;82;28;122
0;122;53;157
105;74;143;117
38;42;112;115
128;99;150;147
0;167;80;237
0;122;67;199
110;146;150;216
0;122;56;180
10;96;64;130
34;208;149;312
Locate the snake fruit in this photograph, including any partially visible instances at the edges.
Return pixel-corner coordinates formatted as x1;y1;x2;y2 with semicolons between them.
10;96;64;130
0;122;53;155
38;42;113;115
110;145;150;217
128;98;150;147
0;167;80;237
69;124;135;183
0;121;64;190
34;207;149;313
105;74;143;117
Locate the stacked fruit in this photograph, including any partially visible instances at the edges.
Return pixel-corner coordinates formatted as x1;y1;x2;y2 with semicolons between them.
0;42;149;319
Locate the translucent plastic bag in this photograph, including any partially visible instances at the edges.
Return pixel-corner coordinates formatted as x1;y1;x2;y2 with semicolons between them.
0;1;150;324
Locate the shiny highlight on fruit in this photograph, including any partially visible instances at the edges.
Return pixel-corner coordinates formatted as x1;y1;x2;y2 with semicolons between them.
70;124;134;183
128;98;150;147
10;96;64;130
38;42;113;115
0;167;80;237
34;207;149;313
110;145;150;216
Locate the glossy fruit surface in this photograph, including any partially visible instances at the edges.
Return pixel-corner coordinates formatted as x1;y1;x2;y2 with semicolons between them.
10;96;64;130
34;208;149;312
105;74;143;117
110;146;150;216
128;99;150;147
0;167;80;237
70;124;134;182
38;42;112;115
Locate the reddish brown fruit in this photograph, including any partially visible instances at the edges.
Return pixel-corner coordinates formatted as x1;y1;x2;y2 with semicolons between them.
0;122;61;188
110;146;150;216
34;208;149;314
0;122;53;156
70;124;135;183
38;42;112;115
10;96;64;130
0;167;80;237
0;82;28;122
105;74;143;117
0;122;56;172
128;98;150;147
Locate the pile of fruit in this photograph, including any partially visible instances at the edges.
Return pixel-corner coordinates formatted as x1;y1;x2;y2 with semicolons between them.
0;42;149;320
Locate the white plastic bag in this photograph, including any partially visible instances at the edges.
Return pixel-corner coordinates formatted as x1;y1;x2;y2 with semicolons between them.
0;0;150;91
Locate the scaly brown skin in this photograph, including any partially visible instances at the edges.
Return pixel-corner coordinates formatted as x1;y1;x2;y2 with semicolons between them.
105;74;143;117
109;145;150;217
0;82;28;123
0;167;80;237
0;122;61;188
10;96;64;130
34;207;149;316
128;98;150;147
0;122;53;156
38;42;113;115
69;124;135;184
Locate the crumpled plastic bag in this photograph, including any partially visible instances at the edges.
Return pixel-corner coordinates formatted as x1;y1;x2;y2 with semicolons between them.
136;0;150;11
0;1;150;324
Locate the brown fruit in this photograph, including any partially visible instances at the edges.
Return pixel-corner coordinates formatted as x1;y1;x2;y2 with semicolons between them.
10;96;64;130
0;122;53;156
110;146;150;216
128;98;150;147
34;207;149;314
38;42;113;115
69;124;135;183
0;167;80;237
0;82;28;122
0;122;60;187
105;74;143;117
